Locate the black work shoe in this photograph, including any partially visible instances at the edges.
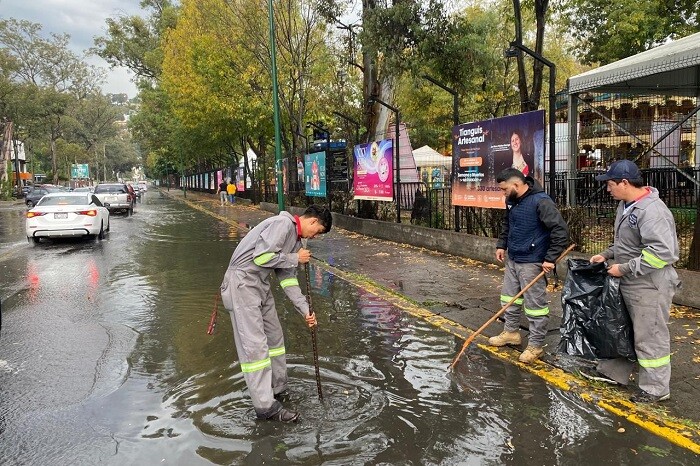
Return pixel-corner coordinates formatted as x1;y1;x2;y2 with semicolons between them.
273;390;290;402
629;390;670;403
267;407;300;423
579;368;619;385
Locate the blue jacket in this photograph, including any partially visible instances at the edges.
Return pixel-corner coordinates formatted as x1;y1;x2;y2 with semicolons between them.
497;178;569;263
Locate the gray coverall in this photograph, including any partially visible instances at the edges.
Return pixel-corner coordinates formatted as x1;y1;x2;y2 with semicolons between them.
596;187;679;397
220;211;309;418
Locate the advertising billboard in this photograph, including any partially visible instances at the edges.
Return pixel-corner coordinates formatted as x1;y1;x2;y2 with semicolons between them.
452;110;545;208
353;139;394;201
305;151;326;197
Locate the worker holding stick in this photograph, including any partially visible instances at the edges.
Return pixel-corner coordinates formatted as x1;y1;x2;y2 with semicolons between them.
219;205;332;422
487;168;569;364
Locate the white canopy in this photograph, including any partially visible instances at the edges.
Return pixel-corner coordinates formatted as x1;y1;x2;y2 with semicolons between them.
568;32;700;96
412;145;450;167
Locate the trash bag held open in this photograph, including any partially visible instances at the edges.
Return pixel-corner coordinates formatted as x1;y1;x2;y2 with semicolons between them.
558;259;636;360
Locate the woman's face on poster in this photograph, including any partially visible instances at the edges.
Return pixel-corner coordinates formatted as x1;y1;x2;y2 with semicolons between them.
510;133;522;153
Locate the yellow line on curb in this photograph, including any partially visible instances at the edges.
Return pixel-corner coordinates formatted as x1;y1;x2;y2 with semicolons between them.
164;189;700;455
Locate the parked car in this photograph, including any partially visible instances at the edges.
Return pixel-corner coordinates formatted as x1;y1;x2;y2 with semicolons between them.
94;183;134;216
72;186;94;193
24;186;61;208
26;192;110;243
137;181;148;192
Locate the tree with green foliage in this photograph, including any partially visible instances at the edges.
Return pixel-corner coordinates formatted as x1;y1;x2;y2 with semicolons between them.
0;18;107;184
560;0;700;65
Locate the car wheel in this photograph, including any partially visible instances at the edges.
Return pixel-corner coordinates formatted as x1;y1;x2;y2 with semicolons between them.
29;236;40;244
98;222;105;240
26;200;34;208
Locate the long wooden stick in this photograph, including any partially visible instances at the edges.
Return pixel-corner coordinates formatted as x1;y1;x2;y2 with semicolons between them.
302;240;323;401
449;243;576;371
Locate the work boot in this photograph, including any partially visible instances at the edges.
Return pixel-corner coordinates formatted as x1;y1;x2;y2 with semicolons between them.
487;331;521;347
518;346;544;364
629;390;670;403
266;407;300;423
274;390;291;403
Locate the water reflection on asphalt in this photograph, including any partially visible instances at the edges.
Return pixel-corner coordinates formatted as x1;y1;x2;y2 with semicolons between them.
0;194;696;465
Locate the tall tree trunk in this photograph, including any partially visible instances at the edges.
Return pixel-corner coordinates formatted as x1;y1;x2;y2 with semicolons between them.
512;0;548;112
512;0;530;112
0;121;13;184
362;0;381;141
51;137;58;185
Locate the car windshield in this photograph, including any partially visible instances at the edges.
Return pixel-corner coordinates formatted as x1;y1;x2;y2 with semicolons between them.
37;195;90;206
94;185;126;194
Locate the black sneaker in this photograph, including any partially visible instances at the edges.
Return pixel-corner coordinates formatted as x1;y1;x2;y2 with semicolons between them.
630;390;670;403
273;390;290;402
579;368;619;385
267;408;300;423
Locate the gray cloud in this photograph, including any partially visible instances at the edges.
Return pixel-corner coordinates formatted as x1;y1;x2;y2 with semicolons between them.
1;0;144;96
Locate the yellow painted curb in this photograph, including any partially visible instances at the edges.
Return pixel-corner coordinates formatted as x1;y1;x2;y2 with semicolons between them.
166;189;700;455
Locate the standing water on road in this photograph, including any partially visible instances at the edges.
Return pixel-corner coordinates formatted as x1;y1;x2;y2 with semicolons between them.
0;194;695;464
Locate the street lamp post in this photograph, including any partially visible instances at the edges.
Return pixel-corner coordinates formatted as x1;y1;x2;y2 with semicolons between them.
506;40;557;198
369;97;401;223
422;74;460;231
267;0;285;212
306;121;332;210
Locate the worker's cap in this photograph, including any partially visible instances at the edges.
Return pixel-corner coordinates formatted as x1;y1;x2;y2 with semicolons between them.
595;160;642;182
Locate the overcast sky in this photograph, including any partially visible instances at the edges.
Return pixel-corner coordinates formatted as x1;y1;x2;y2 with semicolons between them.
1;0;146;97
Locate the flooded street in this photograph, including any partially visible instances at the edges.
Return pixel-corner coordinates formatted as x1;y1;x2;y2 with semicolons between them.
0;193;696;464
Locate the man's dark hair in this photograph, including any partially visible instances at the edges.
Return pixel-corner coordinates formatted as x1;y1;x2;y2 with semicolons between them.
496;168;526;183
303;204;333;233
611;178;645;188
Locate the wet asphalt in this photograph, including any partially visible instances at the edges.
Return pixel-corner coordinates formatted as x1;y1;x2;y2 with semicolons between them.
0;191;699;464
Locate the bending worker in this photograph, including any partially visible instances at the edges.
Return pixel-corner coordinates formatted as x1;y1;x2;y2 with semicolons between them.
220;205;332;422
488;168;569;364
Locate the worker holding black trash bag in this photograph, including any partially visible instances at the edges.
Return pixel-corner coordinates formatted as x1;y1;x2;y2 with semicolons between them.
580;160;680;403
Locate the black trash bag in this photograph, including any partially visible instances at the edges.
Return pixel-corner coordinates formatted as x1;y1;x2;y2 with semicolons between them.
558;259;636;360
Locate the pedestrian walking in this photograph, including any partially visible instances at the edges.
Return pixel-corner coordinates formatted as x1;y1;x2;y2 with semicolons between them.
218;179;229;206
219;205;332;422
227;180;237;204
487;168;569;364
581;160;679;403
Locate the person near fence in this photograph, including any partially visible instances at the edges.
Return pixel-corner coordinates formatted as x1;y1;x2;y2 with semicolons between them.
219;205;332;422
227;179;237;204
217;178;228;206
487;168;569;364
583;160;680;403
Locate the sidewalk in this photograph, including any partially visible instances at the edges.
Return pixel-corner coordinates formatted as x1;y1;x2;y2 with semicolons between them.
165;189;700;449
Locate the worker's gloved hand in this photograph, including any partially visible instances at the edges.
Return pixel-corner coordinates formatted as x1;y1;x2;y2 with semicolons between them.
305;312;317;328
298;248;311;264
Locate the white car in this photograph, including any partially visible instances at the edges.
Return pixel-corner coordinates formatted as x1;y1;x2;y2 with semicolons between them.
26;192;110;243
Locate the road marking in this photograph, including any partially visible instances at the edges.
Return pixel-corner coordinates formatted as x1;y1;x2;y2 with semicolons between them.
165;189;700;455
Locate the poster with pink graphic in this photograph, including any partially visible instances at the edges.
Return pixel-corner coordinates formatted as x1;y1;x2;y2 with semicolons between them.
353;139;394;201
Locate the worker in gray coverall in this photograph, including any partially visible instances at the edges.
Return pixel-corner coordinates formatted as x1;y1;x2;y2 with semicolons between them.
582;160;679;403
220;205;332;422
488;168;569;364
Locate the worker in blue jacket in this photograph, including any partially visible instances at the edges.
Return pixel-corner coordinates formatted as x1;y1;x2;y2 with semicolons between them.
487;168;569;364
